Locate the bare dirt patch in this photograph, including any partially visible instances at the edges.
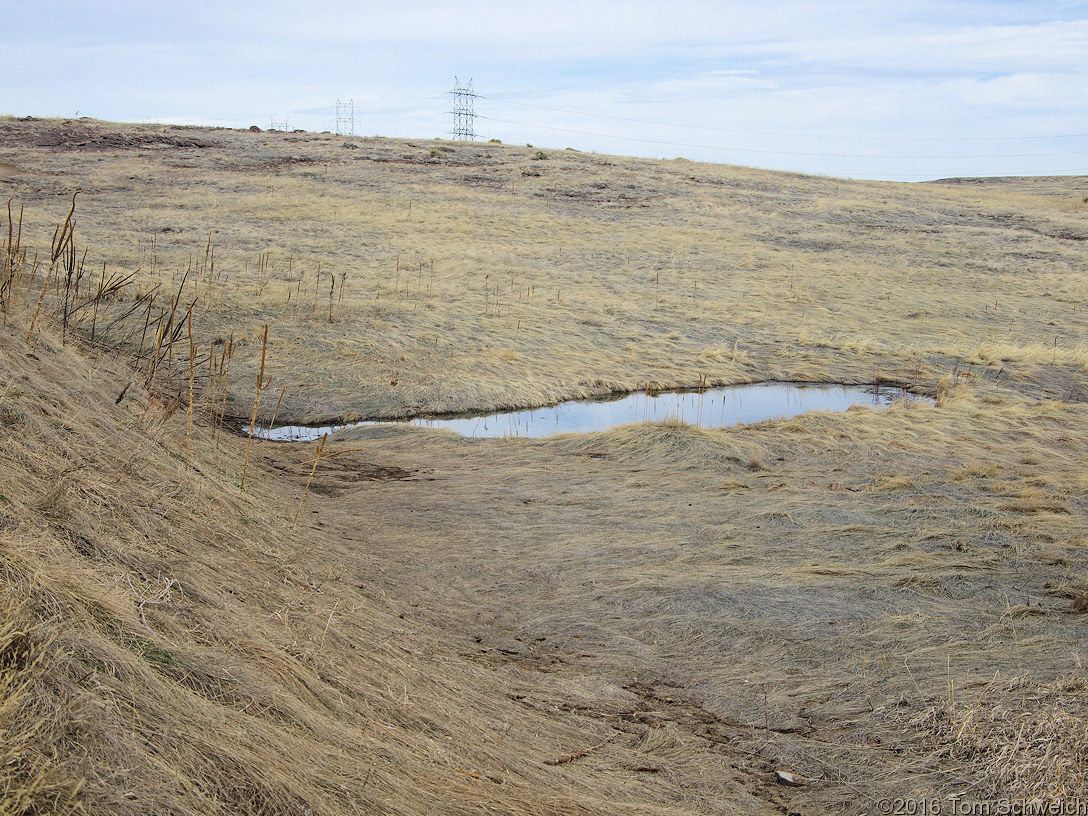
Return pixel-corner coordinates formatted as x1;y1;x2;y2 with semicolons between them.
260;446;418;496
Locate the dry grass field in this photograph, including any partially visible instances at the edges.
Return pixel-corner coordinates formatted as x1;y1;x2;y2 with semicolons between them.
2;116;1088;814
3;116;1087;420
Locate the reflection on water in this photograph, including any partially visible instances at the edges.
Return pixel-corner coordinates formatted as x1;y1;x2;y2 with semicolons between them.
260;382;929;442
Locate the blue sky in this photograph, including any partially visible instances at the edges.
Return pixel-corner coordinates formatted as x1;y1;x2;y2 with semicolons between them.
4;1;1087;180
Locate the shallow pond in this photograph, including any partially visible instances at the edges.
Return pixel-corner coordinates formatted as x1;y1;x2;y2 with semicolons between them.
260;382;928;442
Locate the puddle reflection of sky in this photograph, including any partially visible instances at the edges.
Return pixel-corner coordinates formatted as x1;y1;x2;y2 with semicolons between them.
262;383;924;442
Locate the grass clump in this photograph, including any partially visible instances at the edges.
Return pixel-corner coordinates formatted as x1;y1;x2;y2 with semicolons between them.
911;671;1088;799
0;598;85;816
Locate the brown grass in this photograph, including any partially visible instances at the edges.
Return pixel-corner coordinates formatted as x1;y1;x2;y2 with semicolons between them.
1;116;1087;813
294;389;1088;807
3;312;774;815
0;597;85;815
908;670;1088;799
2;116;1086;423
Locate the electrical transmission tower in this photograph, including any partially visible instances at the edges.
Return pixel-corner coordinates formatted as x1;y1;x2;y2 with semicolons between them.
335;98;355;136
269;116;289;131
448;77;477;141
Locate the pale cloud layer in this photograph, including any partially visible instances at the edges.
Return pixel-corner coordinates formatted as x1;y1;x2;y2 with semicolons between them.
3;1;1086;179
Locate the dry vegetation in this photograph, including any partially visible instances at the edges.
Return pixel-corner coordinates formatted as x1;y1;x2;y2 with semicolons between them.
3;116;1086;421
2;116;1088;814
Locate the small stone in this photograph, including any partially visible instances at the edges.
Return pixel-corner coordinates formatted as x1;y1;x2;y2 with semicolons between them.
775;770;803;786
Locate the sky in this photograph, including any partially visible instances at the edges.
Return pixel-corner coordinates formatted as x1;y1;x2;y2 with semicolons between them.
3;0;1087;181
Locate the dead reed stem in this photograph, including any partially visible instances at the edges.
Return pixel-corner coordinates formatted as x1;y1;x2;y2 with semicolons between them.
240;324;269;490
185;309;195;466
543;735;616;766
214;331;234;448
264;384;287;445
26;263;55;343
1;199;25;322
293;433;328;525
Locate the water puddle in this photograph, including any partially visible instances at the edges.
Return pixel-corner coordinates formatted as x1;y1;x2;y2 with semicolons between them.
260;382;929;442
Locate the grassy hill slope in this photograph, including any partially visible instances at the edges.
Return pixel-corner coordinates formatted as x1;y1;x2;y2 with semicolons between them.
2;117;1088;813
2;315;792;815
2;117;1086;422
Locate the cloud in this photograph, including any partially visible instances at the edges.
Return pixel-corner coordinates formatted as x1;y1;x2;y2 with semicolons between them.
728;18;1088;75
649;71;780;99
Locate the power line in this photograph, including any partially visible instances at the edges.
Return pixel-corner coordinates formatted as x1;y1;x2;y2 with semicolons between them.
477;114;1088;162
832;168;1088;181
815;165;1074;181
478;93;1088;143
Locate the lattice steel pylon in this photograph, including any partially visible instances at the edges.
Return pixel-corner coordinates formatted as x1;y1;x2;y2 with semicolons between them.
448;77;477;141
335;98;355;136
